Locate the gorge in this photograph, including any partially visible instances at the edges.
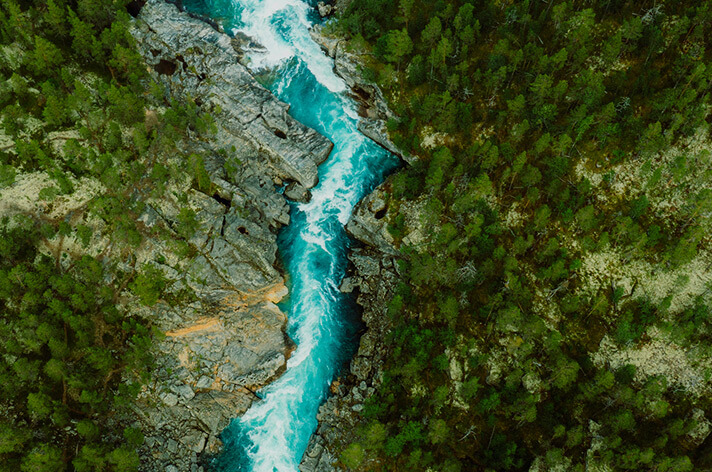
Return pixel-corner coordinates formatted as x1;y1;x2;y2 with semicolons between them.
3;0;712;471
174;0;399;470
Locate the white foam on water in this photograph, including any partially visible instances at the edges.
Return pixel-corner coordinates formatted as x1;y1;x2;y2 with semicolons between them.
204;1;398;471
233;0;347;93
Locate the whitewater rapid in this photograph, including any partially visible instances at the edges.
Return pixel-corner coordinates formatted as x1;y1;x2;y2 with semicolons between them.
181;0;399;470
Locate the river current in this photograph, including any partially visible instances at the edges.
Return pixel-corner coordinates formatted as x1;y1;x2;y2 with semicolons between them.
180;0;398;470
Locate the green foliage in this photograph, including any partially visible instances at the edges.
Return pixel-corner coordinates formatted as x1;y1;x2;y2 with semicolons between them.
189;153;213;193
0;0;185;468
0;226;150;470
20;446;63;472
340;443;365;468
337;0;712;470
381;29;413;65
29;36;64;76
130;264;167;307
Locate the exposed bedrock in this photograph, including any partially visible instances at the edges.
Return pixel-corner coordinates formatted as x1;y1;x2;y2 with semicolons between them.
309;24;416;166
127;2;334;471
135;0;333;190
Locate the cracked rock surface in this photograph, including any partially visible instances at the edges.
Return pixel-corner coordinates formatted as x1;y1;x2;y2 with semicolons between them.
134;0;333;190
125;2;335;471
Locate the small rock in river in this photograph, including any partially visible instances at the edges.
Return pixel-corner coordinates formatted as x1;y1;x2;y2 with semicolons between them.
284;181;311;202
339;276;358;293
317;1;333;17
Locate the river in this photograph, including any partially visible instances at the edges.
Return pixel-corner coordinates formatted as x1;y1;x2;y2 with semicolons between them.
180;0;398;470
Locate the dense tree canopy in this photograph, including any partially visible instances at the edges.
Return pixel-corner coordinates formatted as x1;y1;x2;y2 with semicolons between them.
335;0;712;470
0;225;151;472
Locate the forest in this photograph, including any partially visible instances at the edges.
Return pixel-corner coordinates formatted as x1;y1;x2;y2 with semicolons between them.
334;0;712;470
0;0;213;470
2;0;712;470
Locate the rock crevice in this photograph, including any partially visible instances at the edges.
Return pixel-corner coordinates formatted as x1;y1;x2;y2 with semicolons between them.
135;0;333;190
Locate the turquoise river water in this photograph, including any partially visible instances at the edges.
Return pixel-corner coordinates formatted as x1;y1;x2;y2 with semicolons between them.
181;0;399;470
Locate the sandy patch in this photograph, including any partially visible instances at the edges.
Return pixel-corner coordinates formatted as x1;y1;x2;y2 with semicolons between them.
166;317;222;337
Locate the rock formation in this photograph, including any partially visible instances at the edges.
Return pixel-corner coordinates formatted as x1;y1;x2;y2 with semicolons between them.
296;24;414;469
135;0;333;190
125;1;334;470
125;2;406;470
297;18;417;472
309;25;416;165
299;181;401;472
317;1;334;17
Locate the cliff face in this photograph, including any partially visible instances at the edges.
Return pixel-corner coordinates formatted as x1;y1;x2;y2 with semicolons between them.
125;2;334;471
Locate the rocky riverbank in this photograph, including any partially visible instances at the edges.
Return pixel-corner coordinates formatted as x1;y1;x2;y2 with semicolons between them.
309;24;416;166
126;2;406;470
300;184;401;472
125;1;334;471
299;20;411;472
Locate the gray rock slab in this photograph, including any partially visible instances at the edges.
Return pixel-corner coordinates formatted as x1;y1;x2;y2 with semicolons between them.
134;0;333;189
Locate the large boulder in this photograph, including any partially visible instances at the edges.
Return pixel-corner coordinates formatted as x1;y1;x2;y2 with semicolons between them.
345;182;398;255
